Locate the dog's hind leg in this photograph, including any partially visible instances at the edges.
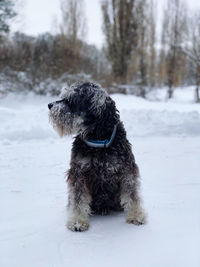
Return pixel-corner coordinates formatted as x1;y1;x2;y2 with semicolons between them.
67;182;91;232
120;171;147;225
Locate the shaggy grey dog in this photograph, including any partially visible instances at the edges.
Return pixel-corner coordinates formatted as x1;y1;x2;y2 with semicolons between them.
48;82;146;231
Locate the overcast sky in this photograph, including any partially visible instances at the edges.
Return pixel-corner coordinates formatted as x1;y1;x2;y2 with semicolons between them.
12;0;200;48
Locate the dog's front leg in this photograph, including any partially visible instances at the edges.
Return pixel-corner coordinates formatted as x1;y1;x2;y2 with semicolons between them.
67;181;91;232
120;173;147;225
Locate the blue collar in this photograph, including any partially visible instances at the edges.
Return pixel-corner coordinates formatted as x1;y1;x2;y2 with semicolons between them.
83;124;118;148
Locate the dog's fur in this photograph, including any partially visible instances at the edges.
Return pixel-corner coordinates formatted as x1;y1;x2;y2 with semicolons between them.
48;82;146;231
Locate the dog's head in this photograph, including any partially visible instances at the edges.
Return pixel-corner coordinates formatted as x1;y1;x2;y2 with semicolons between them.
48;82;119;137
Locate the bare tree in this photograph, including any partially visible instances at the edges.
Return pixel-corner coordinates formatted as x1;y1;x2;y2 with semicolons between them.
191;12;200;102
60;0;87;46
158;19;167;87
101;0;138;83
178;11;200;102
162;0;188;98
148;0;156;88
136;0;149;97
60;0;87;72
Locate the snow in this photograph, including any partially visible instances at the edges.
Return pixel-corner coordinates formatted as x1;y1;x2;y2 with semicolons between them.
1;88;200;267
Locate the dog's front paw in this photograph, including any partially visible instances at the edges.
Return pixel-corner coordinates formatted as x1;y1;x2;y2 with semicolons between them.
126;210;147;225
67;220;89;232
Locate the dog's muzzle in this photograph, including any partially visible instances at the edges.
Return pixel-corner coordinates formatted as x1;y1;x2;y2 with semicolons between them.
48;100;70;112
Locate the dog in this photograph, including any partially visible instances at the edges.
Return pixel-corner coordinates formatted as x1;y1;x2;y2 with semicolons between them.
48;82;146;231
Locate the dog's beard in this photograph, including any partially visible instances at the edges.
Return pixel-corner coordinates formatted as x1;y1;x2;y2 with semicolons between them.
49;103;84;137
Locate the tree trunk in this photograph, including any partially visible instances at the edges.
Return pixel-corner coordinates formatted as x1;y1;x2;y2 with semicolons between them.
196;68;200;103
139;86;146;98
168;85;173;99
196;86;200;103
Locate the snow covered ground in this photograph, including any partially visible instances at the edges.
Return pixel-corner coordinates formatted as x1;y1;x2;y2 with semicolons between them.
1;88;200;267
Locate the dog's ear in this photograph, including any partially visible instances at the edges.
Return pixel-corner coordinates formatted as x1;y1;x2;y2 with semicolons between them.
82;90;119;137
103;96;120;123
89;91;119;123
89;89;108;117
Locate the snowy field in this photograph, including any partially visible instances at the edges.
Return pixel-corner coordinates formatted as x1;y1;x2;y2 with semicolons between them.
1;88;200;267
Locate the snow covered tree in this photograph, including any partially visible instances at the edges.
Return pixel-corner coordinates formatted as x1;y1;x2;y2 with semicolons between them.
0;0;16;36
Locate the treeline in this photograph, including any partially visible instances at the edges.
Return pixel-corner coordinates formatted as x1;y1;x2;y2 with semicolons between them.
101;0;200;101
0;32;108;84
0;0;200;101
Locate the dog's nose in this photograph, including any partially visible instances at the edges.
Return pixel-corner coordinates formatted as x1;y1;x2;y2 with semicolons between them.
48;103;53;110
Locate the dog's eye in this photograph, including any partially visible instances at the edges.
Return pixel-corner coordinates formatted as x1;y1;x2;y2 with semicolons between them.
62;98;72;107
